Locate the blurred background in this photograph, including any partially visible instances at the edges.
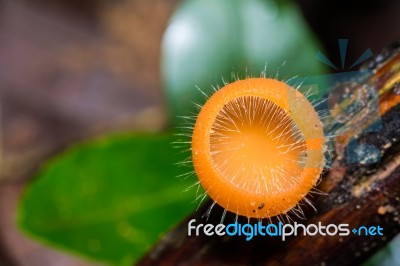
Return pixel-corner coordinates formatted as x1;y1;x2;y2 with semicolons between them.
0;0;399;265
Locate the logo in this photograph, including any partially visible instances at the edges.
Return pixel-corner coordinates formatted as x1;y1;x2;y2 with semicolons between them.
288;39;382;165
188;219;384;241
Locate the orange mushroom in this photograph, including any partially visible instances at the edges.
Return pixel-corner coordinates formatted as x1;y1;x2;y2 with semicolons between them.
191;78;326;218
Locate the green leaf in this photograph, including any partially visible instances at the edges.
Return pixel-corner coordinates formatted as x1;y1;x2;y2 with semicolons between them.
162;0;328;125
362;235;400;266
18;133;196;265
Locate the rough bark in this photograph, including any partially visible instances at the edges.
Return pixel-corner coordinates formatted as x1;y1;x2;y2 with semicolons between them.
138;41;400;266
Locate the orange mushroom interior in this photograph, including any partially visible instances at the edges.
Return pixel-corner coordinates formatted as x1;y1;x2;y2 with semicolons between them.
210;96;307;195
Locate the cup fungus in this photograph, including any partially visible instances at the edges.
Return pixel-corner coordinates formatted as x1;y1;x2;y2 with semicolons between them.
191;78;326;219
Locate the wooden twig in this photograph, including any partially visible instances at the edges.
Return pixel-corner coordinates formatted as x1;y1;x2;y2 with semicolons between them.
138;41;400;266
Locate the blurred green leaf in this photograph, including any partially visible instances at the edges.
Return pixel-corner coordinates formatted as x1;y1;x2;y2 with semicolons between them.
162;0;328;125
363;234;400;266
18;133;196;265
